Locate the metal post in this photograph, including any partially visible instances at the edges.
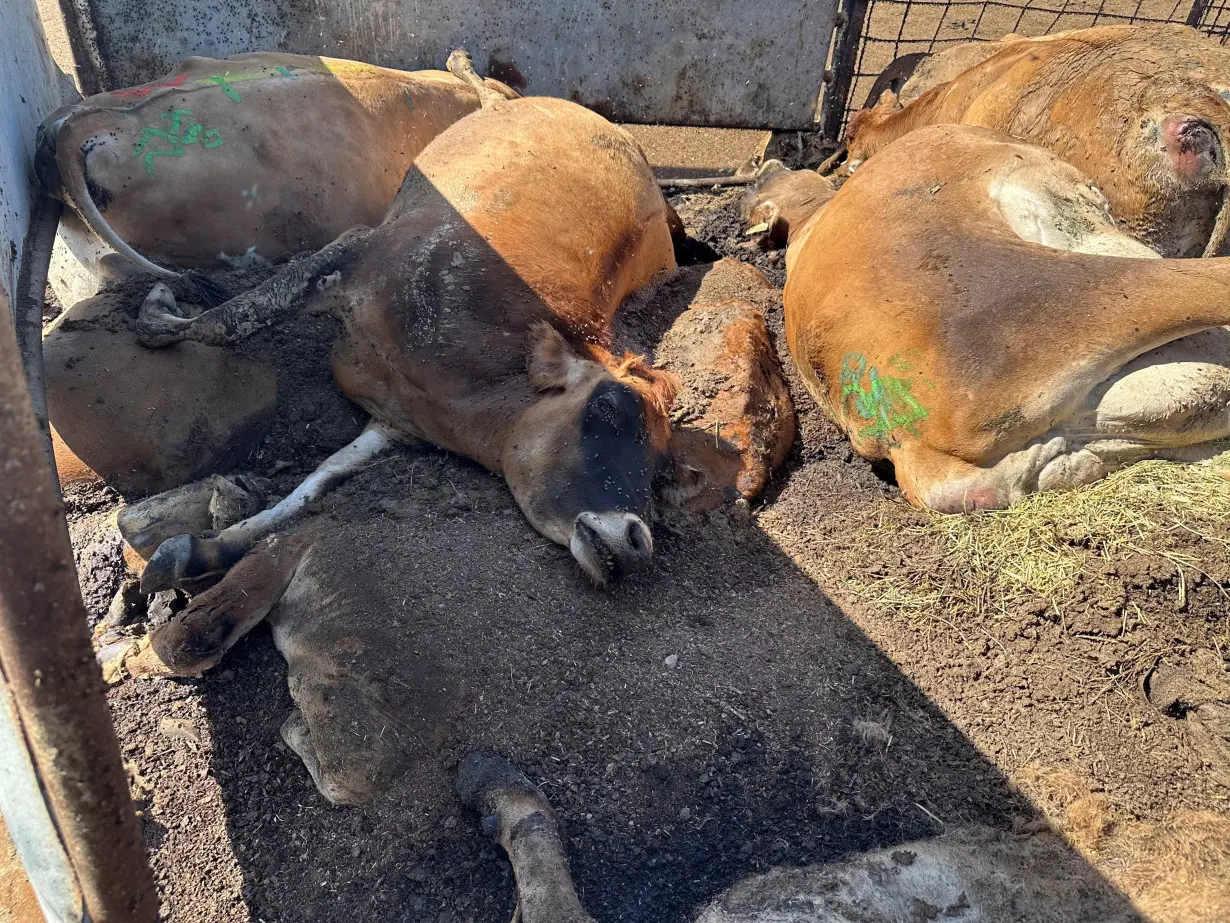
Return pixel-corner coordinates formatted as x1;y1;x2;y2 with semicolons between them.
821;0;872;141
1188;0;1213;27
0;283;159;922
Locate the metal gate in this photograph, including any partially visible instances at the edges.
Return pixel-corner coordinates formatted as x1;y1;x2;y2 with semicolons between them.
821;0;1230;137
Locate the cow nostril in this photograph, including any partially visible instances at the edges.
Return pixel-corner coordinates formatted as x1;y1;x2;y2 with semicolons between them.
626;521;646;553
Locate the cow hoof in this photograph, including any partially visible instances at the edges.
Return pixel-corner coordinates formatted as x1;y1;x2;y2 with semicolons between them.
98;634;177;684
102;577;147;629
140;533;237;593
136;282;194;348
96;634;142;685
457;750;538;814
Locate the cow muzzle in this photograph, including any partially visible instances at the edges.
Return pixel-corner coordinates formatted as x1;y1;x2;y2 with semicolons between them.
568;511;653;587
1160;114;1221;182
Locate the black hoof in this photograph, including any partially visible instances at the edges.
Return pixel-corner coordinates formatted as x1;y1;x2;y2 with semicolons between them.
139;533;240;594
456;750;537;814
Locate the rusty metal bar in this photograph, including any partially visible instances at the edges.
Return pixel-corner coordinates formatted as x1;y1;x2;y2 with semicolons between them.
1188;0;1213;26
821;0;873;140
0;282;159;922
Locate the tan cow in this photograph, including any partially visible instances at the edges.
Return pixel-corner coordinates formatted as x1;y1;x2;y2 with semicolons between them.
746;125;1230;512
846;25;1230;258
131;51;678;589
37;53;516;281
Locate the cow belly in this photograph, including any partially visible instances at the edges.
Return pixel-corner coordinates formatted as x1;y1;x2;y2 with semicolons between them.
1074;327;1230;445
910;330;1230;508
1035;328;1230;491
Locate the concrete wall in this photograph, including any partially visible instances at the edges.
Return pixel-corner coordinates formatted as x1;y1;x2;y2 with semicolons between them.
85;0;838;129
0;0;66;303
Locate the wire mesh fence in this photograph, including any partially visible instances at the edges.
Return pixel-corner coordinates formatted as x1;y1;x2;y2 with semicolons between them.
831;0;1230;134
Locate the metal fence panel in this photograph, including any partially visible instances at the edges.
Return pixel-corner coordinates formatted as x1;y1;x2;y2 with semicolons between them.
84;0;840;129
831;0;1230;134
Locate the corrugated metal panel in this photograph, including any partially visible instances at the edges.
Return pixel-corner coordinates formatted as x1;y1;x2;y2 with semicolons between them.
87;0;838;128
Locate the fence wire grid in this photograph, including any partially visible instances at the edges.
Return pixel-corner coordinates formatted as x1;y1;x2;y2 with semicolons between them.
838;0;1230;131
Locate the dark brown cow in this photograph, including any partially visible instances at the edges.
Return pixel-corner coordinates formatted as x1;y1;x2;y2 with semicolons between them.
37;53;515;280
133;52;678;589
847;25;1230;258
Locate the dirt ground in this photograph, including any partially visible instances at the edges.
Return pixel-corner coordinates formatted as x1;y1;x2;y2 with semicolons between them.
62;186;1230;923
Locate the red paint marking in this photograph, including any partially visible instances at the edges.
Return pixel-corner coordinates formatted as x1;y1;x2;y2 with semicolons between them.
113;73;187;99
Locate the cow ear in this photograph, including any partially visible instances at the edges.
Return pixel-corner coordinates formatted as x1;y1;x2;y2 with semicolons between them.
745;200;784;243
641;366;678;419
527;321;586;391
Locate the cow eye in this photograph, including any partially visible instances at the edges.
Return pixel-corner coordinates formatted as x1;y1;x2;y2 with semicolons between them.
596;391;623;425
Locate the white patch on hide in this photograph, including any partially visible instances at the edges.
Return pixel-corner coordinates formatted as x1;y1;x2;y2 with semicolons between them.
990;177;1159;259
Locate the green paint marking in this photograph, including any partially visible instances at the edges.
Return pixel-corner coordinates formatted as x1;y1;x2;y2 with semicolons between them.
197;68;297;100
839;350;932;445
132;108;222;176
200;74;242;102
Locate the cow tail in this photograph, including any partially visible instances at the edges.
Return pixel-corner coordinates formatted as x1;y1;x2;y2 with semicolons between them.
58;133;182;281
445;49;506;109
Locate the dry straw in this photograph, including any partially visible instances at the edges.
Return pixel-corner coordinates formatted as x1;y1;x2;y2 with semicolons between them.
799;453;1230;619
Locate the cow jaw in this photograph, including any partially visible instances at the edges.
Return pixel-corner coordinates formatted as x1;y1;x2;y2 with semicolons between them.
569;511;653;587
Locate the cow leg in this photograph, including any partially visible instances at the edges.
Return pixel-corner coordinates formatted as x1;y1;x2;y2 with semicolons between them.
458;752;596;923
140;421;396;593
279;707;358;805
101;530;311;683
136;228;368;347
892;438;1068;513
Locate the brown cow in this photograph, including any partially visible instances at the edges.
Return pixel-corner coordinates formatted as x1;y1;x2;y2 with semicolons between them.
859;40;1024;110
132;51;678;589
891;37;1026;108
746;125;1230;512
846;25;1230;258
37;53;515;281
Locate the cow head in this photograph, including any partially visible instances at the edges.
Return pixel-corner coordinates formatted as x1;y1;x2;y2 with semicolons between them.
742;160;837;247
503;322;677;586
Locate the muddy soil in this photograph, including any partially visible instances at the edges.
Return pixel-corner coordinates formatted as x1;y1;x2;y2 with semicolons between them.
70;188;1229;923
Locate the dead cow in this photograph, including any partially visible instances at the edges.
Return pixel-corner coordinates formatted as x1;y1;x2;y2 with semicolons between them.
37;53;516;281
847;25;1230;257
748;125;1230;512
133;51;679;589
458;752;1140;922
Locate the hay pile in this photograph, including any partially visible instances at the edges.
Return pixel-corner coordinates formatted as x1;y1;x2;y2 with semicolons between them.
764;453;1230;621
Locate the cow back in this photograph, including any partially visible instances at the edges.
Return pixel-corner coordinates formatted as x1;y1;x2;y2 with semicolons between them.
46;54;508;267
